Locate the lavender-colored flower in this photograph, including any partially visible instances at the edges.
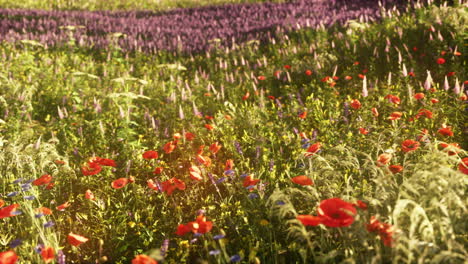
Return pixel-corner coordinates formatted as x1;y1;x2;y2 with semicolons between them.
248;193;259;199
230;255;242;262
7;191;19;197
213;234;225;240
209;250;221;255
21;183;32;191
44;221;55;228
234;141;243;155
34;244;44;254
160;239;169;258
223;170;235;176
9;239;22;248
57;250;66;264
35;213;45;218
276;201;286;205
216;177;227;184
12;178;24;184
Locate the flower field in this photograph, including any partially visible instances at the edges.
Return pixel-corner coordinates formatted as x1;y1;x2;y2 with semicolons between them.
0;0;467;263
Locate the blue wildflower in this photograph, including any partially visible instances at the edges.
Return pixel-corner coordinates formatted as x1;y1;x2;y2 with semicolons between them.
209;250;221;255
6;191;19;197
24;195;36;200
44;221;55;228
248;193;259;199
230;255;241;262
9;239;22;248
224;170;235;176
12;178;24;184
216;177;227;184
35;213;45;218
213;234;225;240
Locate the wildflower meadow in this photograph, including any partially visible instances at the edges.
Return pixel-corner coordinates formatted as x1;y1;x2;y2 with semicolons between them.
0;0;467;263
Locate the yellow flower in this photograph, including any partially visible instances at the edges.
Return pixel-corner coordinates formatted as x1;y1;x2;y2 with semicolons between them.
260;219;269;226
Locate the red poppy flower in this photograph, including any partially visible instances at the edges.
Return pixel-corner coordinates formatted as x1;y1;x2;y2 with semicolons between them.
189;166;203;181
408;72;415;77
431;98;439;104
185;132;196;141
321;76;330;82
242;91;250;101
371;107;379;117
142;150;158;160
447;71;456;77
436;58;445;65
81;162;102;176
401;139;420;153
90;157;116;167
388;112;403;120
84;190;95;200
454;51;461;56
345;75;352;80
204;124;214;131
359;128;369;135
438;127;454;137
354;61;360;65
0;204;20;219
209;142;222;154
132;254;158;264
298;111;307;119
153;167;164;174
0;200;4;208
54;160;66;165
389;165;403;174
45;182;54;190
317;198;357;227
40;247;55;264
305;70;312;76
257;75;266;81
163;141;177;154
0;250;18;264
161;178;186;195
296;215;321;226
172;133;182;140
56;202;70;211
37;207;52;215
32;174;53;186
225;159;234;171
384;94;400;104
458;157;468;174
354;200;368;210
175;224;191;236
145;180;157;191
332;76;339;81
305;142;321;156
414;93;425;100
191;214;213;234
196;145;205;155
358;74;365;79
284;65;291;70
291;175;313;186
439;143;461;156
415;109;433;119
67;233;88;247
111;178;129;189
377;153;392;166
367;216;395;247
243;175;260;188
350;99;361;110
267;95;275;100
